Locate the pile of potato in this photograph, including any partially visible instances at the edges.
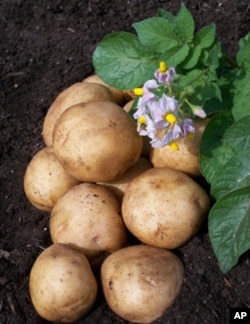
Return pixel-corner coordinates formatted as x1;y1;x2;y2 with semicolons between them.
24;75;210;323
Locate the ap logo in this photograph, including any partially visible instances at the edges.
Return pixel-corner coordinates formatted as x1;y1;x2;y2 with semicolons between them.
234;311;248;319
230;308;249;323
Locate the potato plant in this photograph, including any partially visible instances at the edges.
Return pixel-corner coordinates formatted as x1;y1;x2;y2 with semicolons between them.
93;3;250;273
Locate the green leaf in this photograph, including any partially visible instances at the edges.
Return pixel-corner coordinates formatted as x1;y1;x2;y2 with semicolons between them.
236;33;250;69
195;24;216;49
93;32;159;89
232;71;250;121
203;97;231;116
211;151;250;199
133;17;178;53
178;69;203;88
223;115;250;151
199;111;235;184
162;43;190;66
208;187;250;273
203;82;222;101
175;4;195;42
128;97;139;117
209;82;222;101
191;82;222;108
201;42;222;69
157;8;176;25
181;45;201;69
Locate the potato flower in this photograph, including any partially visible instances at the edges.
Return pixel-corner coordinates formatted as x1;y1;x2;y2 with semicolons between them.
132;61;206;149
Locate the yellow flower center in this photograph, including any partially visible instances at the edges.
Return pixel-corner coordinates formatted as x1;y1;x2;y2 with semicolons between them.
159;61;167;73
133;88;144;96
169;141;179;151
165;113;177;124
138;116;146;124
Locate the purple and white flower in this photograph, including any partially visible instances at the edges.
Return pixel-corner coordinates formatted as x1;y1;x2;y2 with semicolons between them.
154;66;176;84
132;61;206;150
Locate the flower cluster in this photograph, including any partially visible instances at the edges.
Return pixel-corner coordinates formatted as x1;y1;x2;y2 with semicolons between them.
132;62;206;150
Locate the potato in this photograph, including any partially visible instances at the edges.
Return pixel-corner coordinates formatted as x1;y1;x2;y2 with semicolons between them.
101;245;184;323
29;243;97;323
122;88;136;101
50;183;127;260
42;82;115;146
83;74;126;106
123;99;135;112
53;101;143;182
150;119;209;176
98;157;152;202
122;167;210;249
23;146;80;212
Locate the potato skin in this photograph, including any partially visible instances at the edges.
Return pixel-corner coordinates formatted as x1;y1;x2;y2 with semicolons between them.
122;89;136;101
53;101;143;182
23;146;80;212
29;243;97;323
123;99;135;112
122;167;210;249
50;183;128;259
42;82;115;146
83;74;126;106
101;245;184;323
98;157;153;202
150;119;209;176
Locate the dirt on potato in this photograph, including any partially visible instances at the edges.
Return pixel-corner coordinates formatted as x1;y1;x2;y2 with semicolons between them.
0;1;250;324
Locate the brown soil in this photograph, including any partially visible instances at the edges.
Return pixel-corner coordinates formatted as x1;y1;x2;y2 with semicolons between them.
0;1;249;323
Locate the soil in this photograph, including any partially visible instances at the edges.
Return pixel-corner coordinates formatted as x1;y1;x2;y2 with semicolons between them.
0;1;249;323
